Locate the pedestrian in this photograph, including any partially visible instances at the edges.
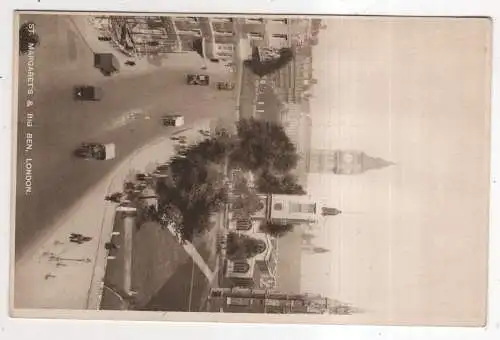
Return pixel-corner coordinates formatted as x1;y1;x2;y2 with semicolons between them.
136;173;147;181
105;192;123;203
69;233;93;244
70;234;84;244
105;241;119;251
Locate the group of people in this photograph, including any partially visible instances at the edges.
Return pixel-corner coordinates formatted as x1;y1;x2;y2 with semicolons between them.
69;233;92;244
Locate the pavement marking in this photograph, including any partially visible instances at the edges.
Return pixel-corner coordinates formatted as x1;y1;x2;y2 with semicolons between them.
187;260;195;312
123;215;134;294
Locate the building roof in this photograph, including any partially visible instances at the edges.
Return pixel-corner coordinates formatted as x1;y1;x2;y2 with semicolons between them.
360;152;395;172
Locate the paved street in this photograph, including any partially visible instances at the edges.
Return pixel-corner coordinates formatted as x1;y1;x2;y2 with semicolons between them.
14;14;237;257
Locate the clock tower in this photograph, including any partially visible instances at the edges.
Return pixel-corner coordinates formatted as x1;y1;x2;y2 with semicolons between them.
308;149;393;175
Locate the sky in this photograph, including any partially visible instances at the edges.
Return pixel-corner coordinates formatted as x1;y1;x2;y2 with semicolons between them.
298;16;491;326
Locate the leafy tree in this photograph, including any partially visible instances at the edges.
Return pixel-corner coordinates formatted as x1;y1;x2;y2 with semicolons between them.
234;118;299;173
226;232;267;260
256;171;306;195
260;222;295;238
230;172;262;217
186;133;234;164
156;143;229;241
245;47;294;77
19;22;40;55
232;192;262;219
154;118;305;241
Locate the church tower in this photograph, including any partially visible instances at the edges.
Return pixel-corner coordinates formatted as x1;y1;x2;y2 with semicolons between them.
308;149;393;175
250;193;341;226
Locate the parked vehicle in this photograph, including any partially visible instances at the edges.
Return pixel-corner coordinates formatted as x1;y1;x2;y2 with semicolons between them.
187;74;209;86
162;115;185;127
74;142;116;160
217;81;235;90
94;53;120;76
73;85;104;101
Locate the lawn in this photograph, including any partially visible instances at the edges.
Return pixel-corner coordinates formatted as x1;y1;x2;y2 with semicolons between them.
100;213;220;311
130;220;192;308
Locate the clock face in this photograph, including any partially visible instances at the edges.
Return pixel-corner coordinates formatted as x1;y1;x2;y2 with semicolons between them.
342;153;355;163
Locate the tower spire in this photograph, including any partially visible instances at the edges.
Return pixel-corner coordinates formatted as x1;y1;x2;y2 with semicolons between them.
308;149;394;175
321;207;342;216
359;152;394;172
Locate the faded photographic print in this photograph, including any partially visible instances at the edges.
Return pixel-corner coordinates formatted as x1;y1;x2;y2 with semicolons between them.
11;12;491;326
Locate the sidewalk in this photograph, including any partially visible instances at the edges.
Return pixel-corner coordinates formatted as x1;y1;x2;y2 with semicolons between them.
14;120;213;310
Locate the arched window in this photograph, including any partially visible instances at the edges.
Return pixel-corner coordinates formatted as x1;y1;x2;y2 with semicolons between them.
232;261;250;273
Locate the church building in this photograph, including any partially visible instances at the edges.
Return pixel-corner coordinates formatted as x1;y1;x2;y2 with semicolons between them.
223;190;341;289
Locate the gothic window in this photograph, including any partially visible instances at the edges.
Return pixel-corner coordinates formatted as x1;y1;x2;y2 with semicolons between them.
288;203;316;214
232;261;250;273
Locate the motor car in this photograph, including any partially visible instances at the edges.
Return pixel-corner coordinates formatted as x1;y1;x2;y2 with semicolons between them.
74;85;103;101
186;74;210;86
74;142;116;160
162;115;185;127
217;81;235;90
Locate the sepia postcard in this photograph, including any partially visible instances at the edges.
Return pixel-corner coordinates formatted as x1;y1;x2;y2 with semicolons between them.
10;11;492;326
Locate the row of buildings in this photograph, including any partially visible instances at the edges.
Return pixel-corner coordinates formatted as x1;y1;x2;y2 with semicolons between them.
212;18;326;300
207;287;355;314
248;19;322;186
99;15;322;62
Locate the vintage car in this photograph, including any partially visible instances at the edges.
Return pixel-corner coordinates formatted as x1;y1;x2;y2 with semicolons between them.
162;115;185;127
216;81;235;90
94;53;120;76
74;142;116;160
186;74;210;86
73;85;104;101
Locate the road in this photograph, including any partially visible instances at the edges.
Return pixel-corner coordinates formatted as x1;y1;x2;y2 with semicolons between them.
14;14;236;257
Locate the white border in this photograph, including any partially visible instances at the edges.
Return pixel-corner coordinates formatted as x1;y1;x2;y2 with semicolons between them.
1;0;499;339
